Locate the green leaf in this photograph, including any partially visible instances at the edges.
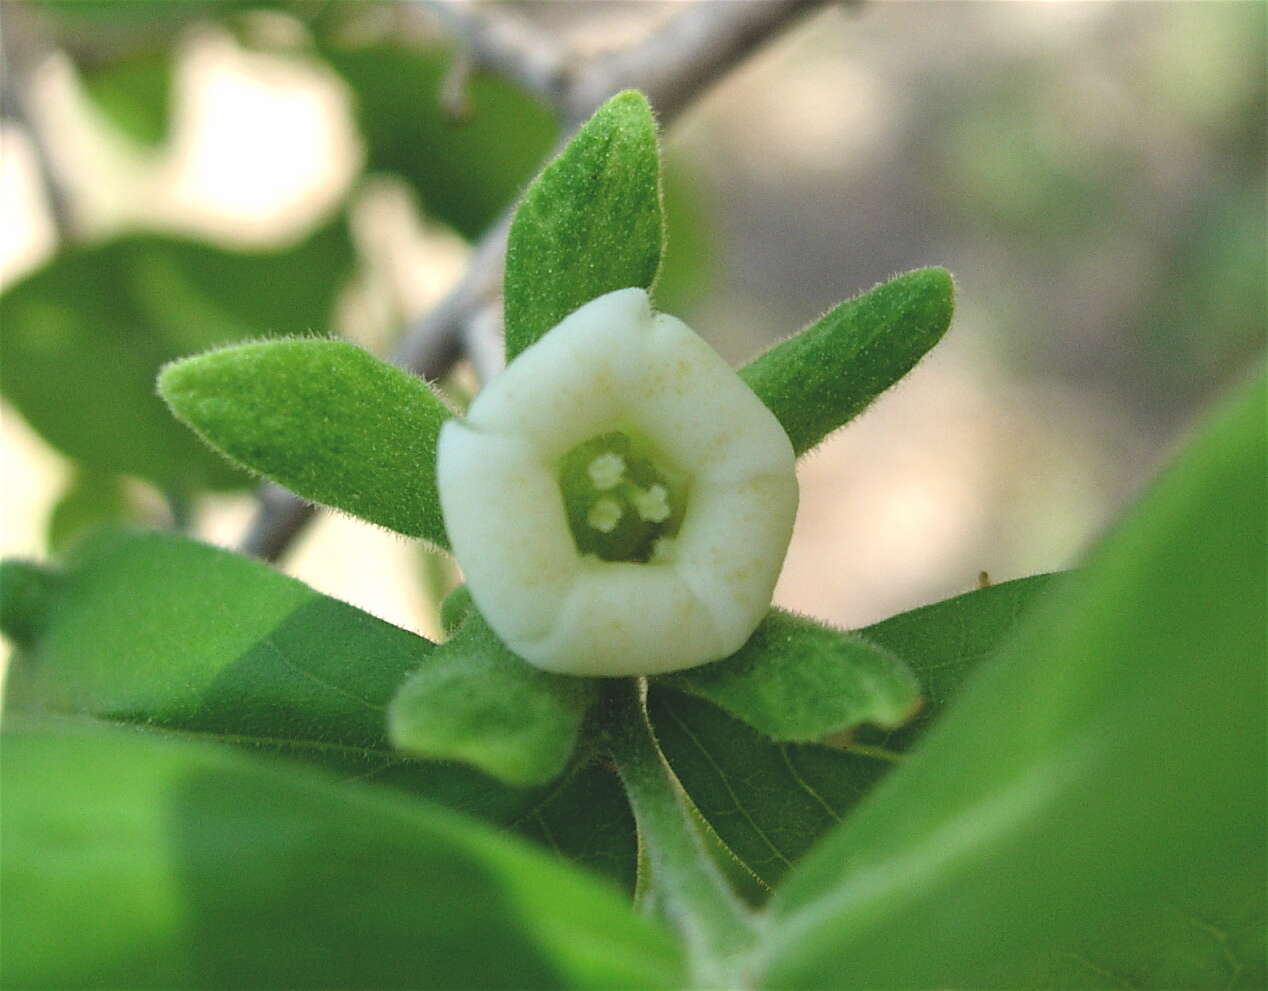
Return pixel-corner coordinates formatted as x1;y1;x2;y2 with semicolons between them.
159;338;452;547
80;48;173;147
647;687;891;891
2;723;684;989
46;471;138;553
504;90;664;360
653;161;713;311
656;608;920;741
854;573;1060;753
0;559;61;650
0;219;354;490
0;530;530;823
648;578;1058;894
324;44;557;239
388;608;597;787
759;371;1267;989
740;268;955;456
513;758;638;893
1009;867;1266;989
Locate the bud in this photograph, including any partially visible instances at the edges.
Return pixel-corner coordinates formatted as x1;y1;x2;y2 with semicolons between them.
437;289;797;676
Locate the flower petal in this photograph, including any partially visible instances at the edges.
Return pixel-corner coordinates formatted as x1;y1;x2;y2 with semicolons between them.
522;561;724;676
629;313;795;483
436;421;577;645
674;472;800;655
467;288;653;460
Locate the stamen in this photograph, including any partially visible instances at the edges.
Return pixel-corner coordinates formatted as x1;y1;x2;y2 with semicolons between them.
587;452;626;490
633;484;670;523
587;498;623;533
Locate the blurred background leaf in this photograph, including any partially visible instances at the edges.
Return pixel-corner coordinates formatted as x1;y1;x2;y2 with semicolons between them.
324;43;557;241
78;48;175;148
0;216;353;493
1;723;681;989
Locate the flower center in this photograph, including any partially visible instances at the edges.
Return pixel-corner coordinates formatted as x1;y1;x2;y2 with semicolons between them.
557;429;689;563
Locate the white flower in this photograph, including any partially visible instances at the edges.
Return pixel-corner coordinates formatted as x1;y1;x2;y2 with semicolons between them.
437;288;798;676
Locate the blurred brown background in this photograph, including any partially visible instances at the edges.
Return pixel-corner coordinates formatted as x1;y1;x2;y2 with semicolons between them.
3;0;1264;645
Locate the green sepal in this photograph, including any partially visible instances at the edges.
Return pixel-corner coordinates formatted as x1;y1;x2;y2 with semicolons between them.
159;339;452;548
389;609;598;787
740;267;955;456
759;371;1267;989
1;723;685;990
504;90;664;360
655;608;921;742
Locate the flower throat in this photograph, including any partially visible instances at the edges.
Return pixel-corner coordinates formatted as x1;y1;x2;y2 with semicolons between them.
557;429;689;563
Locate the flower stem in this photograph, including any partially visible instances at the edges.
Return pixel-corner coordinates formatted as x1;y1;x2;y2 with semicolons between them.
603;678;758;988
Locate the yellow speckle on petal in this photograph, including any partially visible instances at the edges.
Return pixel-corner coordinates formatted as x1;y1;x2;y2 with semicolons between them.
587;452;626;490
633;484;670;523
588;498;623;533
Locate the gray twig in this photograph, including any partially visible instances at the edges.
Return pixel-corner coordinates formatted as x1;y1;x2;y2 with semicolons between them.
1;2;76;240
241;0;826;562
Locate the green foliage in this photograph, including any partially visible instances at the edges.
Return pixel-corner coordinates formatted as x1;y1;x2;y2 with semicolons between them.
0;530;532;822
504;91;664;360
0;560;61;650
0;219;353;491
1012;867;1267;989
650;576;1059;894
740;268;955;456
515;760;638;893
758;372;1267;989
47;472;137;554
440;583;476;636
325;44;557;240
1;724;684;990
33;0;225;24
388;609;598;787
159;339;452;547
856;573;1059;752
648;688;890;892
656;609;920;741
79;49;174;147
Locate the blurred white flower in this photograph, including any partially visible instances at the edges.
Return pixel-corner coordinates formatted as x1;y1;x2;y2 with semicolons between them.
437;288;797;676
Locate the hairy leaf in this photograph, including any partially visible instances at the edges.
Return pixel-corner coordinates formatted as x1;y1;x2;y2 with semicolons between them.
388;609;597;787
0;220;353;490
504;90;664;360
160;339;452;547
1;724;683;989
740;267;955;456
655;609;920;741
647;688;890;890
325;44;557;239
760;372;1267;988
